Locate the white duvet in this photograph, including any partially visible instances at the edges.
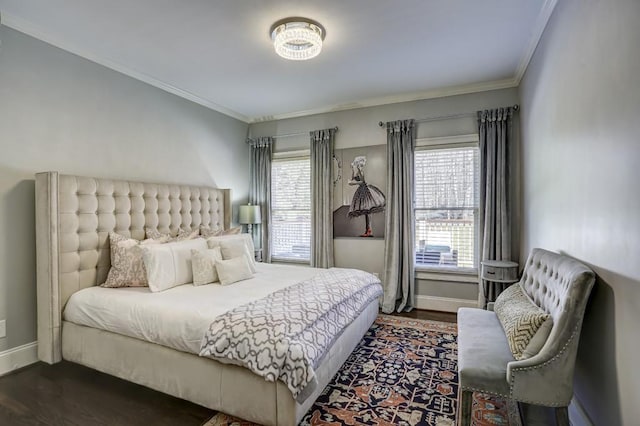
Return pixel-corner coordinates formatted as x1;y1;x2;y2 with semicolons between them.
63;263;321;355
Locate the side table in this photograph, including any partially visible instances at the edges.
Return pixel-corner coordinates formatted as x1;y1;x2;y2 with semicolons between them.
481;260;519;308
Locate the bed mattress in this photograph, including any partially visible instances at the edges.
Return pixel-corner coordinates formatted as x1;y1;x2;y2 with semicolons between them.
63;262;321;355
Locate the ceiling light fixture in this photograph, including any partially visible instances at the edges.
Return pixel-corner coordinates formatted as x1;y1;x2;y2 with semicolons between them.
270;18;325;61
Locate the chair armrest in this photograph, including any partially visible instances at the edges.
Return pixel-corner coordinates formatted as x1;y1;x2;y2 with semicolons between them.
506;328;581;406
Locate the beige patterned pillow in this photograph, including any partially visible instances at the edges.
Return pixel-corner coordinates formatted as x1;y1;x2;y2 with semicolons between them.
144;227;173;242
494;284;552;360
191;247;223;285
200;225;242;238
220;226;242;235
102;233;161;288
199;225;221;238
145;227;199;242
176;228;200;240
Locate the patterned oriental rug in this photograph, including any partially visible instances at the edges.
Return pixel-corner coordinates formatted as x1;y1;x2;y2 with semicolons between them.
204;315;513;426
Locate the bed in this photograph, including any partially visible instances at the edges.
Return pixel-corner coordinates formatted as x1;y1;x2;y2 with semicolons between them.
35;172;380;426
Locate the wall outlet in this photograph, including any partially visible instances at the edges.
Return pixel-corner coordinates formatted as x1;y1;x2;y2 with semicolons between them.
0;320;5;338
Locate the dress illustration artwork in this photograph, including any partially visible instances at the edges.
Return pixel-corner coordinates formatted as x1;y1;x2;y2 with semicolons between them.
348;156;386;237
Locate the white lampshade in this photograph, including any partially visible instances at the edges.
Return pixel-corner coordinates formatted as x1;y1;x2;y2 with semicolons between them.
239;205;261;225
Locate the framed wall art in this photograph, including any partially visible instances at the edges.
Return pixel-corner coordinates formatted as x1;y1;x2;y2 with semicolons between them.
333;145;386;239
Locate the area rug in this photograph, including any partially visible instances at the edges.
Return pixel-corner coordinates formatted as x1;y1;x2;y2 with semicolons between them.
203;315;515;426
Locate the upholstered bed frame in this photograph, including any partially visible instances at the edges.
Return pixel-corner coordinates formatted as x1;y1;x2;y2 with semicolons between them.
35;172;378;426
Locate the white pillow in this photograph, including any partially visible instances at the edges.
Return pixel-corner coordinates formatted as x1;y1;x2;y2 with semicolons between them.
191;247;223;286
219;240;257;273
207;234;256;271
142;238;207;292
216;256;254;286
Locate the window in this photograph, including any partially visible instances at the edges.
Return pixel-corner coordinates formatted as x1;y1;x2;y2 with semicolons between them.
271;156;311;261
414;142;479;271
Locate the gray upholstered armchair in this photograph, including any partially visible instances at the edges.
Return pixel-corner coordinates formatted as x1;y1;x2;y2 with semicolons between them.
456;248;595;425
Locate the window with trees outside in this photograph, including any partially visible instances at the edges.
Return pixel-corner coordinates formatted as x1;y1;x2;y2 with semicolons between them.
414;141;479;272
271;156;311;262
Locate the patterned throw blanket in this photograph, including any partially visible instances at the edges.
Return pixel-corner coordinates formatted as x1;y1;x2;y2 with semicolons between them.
199;268;383;399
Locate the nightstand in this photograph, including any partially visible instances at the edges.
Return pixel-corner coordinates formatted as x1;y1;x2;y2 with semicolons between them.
481;260;519;283
481;260;519;309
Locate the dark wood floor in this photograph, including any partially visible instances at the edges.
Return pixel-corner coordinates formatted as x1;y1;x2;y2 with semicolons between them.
392;308;457;323
0;309;456;425
0;361;214;426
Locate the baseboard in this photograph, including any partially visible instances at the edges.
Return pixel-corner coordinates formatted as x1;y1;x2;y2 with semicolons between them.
569;396;594;426
415;295;477;313
0;342;39;377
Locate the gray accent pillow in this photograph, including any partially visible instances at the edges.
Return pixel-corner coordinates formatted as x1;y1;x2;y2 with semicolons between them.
494;283;553;360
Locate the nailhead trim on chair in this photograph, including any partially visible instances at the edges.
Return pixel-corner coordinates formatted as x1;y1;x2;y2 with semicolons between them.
459;386;509;398
507;323;581;406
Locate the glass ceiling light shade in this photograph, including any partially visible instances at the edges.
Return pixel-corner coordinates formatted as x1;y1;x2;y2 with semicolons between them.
270;18;325;61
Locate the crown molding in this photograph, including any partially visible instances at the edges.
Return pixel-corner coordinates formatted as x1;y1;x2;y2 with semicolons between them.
2;1;556;124
250;77;518;123
514;0;558;83
1;13;251;123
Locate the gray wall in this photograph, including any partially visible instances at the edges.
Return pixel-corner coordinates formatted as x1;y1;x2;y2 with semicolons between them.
0;27;249;352
519;0;640;424
250;88;519;302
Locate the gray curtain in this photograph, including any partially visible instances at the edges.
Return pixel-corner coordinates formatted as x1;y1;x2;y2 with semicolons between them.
249;137;273;263
310;128;336;268
478;107;515;305
382;120;416;313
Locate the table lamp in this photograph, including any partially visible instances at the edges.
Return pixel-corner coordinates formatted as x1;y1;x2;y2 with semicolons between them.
238;204;261;235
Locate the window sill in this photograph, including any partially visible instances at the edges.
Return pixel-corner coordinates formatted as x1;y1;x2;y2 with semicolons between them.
415;267;479;283
271;258;311;266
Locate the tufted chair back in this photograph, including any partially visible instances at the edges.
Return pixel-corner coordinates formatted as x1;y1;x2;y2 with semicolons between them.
507;248;595;406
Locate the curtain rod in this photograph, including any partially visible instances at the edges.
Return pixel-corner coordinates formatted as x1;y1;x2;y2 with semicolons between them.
247;126;338;143
377;104;519;127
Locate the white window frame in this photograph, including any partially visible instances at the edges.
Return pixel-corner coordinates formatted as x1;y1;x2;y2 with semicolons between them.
414;134;480;276
270;150;311;264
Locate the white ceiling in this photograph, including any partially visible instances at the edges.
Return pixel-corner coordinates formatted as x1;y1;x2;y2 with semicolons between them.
0;1;556;122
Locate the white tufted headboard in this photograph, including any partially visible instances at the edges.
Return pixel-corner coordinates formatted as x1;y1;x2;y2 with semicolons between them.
35;172;232;363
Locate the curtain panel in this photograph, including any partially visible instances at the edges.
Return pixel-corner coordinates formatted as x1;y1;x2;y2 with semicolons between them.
478;107;516;305
382;119;416;313
249;137;273;263
310;128;336;268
